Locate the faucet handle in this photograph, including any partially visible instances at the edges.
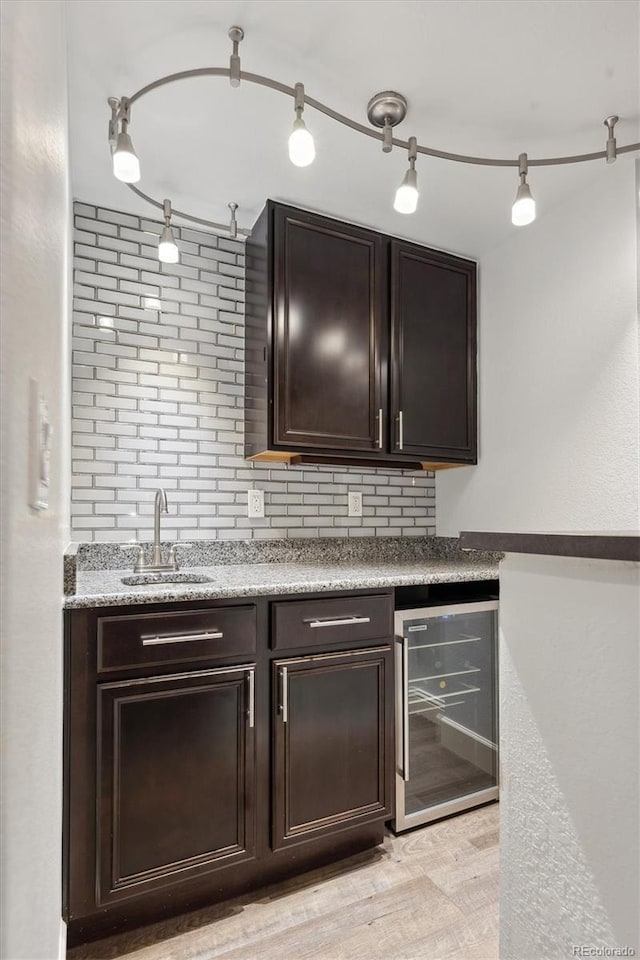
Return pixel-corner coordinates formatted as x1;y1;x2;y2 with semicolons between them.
167;544;179;572
133;544;146;573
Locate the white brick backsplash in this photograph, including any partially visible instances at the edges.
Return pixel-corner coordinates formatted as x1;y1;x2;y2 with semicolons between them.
97;207;139;227
99;261;139;281
71;202;437;541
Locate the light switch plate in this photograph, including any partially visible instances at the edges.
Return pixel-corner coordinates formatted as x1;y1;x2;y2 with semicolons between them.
248;488;264;518
29;378;52;511
348;491;363;517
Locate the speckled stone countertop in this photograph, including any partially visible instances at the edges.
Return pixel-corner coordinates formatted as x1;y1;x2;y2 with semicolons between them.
63;536;500;609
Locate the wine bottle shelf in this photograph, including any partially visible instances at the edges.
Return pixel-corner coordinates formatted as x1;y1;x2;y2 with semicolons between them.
407;634;482;651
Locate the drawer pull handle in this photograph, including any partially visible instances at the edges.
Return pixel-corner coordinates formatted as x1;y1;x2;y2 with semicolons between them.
305;616;371;629
142;631;224;646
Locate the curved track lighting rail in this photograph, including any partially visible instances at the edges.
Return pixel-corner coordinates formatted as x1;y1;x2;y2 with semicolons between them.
127;65;639;168
108;26;640;239
127;182;252;237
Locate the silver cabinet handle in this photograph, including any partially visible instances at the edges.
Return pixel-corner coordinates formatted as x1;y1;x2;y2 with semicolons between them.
402;636;410;780
247;669;255;729
142;630;224;646
377;408;383;449
305;616;371;629
280;665;288;723
397;410;404;451
396;636;410;782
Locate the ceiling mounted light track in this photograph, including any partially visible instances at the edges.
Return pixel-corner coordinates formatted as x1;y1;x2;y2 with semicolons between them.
367;92;408;153
228;25;244;88
228;202;239;239
106;24;639;254
604;115;619;164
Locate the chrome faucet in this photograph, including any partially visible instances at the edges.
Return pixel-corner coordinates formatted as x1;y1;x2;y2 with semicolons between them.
133;487;179;573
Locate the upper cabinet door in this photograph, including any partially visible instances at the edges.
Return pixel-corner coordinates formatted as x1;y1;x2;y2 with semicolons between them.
390;241;477;462
273;206;384;452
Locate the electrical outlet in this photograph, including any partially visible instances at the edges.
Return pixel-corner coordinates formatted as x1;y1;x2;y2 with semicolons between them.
348;491;363;517
247;488;264;518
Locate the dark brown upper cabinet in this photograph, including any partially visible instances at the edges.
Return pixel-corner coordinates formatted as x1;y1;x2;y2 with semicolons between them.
245;201;477;470
274;205;384;453
246;203;385;458
390;241;477;462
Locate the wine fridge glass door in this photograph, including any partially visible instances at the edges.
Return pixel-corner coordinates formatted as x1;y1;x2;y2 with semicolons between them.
393;600;499;832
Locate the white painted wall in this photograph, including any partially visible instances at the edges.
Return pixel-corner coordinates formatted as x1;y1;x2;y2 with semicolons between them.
436;150;639;954
499;554;639;956
0;2;70;957
437;160;639;535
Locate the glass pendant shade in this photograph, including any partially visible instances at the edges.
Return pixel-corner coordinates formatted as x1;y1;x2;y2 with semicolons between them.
288;117;316;167
112;131;141;183
511;181;536;225
394;166;419;214
158;224;179;263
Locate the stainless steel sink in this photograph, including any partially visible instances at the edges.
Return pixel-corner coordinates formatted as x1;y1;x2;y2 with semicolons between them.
121;573;212;586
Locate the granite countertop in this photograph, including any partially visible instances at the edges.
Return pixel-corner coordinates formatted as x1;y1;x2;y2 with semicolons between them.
63;556;499;609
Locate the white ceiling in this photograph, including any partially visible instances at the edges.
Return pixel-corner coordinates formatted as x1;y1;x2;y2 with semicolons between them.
67;0;639;258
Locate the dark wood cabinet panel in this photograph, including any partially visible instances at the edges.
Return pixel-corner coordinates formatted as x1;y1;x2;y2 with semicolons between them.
97;605;256;673
97;665;255;904
272;646;393;849
273;205;384;451
65;591;394;945
271;593;393;651
245;201;477;470
390;241;477;461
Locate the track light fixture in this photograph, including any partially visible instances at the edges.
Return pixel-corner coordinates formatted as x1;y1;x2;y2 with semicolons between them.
228;26;244;88
107;97;119;152
106;25;639;239
228;202;239;239
158;199;179;263
604;116;619;164
367;92;408;154
111;97;140;184
288;83;315;167
394;137;419;214
511;153;536;226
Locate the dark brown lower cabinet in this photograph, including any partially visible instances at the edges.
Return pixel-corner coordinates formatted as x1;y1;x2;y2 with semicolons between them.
272;646;394;849
64;592;394;946
97;666;256;905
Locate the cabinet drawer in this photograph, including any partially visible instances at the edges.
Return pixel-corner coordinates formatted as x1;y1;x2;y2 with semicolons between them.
272;594;393;651
97;605;256;672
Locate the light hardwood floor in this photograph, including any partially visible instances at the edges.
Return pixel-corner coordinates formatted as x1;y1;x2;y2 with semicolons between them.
68;803;499;960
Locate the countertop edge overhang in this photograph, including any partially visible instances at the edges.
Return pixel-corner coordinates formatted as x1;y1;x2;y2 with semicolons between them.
460;531;640;562
62;559;499;610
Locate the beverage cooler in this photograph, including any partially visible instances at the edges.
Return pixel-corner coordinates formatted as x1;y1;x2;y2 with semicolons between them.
393;599;499;832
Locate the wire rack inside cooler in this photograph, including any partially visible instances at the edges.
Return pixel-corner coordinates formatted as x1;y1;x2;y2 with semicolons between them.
407;632;483;716
408;677;481;715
